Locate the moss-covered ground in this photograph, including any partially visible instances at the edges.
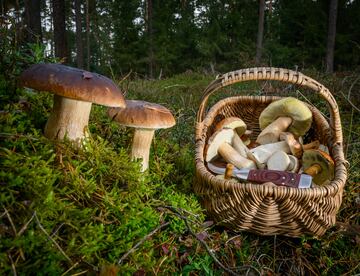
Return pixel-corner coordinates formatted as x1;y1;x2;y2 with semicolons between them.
1;69;359;275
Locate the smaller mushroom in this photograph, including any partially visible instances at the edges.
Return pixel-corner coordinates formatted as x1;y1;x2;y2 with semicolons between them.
215;117;249;157
279;132;303;158
267;151;291;171
215;163;238;182
206;128;256;169
302;149;335;185
241;130;253;146
256;97;313;144
302;140;320;151
287;155;300;173
249;141;290;164
108;100;175;172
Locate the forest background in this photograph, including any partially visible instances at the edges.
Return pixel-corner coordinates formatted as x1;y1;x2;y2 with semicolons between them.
2;0;360;77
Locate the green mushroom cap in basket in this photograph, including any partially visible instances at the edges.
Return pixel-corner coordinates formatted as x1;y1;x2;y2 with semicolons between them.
259;97;313;137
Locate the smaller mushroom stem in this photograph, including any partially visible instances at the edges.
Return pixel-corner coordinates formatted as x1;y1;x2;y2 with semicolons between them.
304;164;322;176
224;164;234;179
302;140;320;150
44;95;92;142
218;143;256;169
131;128;155;172
256;117;292;144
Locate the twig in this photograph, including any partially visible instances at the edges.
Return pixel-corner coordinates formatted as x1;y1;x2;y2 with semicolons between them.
60;257;82;276
340;90;360;113
4;207;17;235
8;253;17;276
51;222;65;238
0;210;7;219
0;132;40;140
233;265;261;276
34;212;72;263
69;270;88;276
162;206;241;276
163;84;186;90
118;70;132;85
17;212;36;236
117;221;170;265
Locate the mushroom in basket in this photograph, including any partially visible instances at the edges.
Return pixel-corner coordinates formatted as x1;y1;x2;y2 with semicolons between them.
302;149;335;185
256;97;313;145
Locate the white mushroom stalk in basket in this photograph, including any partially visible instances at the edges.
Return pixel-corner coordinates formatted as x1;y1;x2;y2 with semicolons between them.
206;128;256;169
256;97;313;145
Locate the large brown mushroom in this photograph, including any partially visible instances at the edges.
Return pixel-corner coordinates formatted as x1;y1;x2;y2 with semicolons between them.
256;97;313;144
19;63;126;143
108;100;175;172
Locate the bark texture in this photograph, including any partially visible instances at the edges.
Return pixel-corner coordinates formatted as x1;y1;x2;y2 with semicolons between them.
325;0;338;73
75;0;84;68
24;0;42;43
255;0;265;65
52;0;68;62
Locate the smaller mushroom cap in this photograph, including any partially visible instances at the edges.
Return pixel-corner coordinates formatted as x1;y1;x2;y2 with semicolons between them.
205;128;234;162
108;100;175;129
267;151;290;171
259;97;313;137
19;63;126;107
302;149;335;185
215;117;247;136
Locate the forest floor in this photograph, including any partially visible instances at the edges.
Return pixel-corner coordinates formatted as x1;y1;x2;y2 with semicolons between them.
1;70;359;275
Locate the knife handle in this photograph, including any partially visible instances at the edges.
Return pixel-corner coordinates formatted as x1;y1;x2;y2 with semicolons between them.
247;169;301;188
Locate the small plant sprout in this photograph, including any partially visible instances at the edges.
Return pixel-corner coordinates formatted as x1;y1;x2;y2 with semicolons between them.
108;100;175;172
19;63;126;143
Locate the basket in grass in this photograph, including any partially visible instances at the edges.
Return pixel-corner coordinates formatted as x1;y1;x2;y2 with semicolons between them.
194;67;347;237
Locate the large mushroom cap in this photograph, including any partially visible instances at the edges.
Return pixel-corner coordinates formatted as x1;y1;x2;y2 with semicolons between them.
108;100;175;129
302;149;335;185
19;63;126;107
259;97;312;137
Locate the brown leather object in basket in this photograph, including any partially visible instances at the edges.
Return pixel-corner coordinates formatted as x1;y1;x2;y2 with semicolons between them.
194;67;347;237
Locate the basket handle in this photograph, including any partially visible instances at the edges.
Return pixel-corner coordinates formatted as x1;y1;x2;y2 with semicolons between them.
196;67;343;146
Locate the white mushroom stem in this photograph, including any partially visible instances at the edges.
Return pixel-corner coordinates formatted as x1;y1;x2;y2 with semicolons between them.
218;143;256;169
250;141;290;164
279;132;302;158
44;95;92;142
256;117;292;145
232;133;249;158
131;128;155;172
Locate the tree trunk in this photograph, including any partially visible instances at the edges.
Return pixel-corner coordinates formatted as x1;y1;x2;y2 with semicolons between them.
52;0;68;62
24;0;42;43
255;0;265;65
147;0;154;78
325;0;338;74
86;0;90;70
75;0;84;68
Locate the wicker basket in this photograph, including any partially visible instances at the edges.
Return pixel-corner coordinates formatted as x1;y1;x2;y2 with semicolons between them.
194;67;347;237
